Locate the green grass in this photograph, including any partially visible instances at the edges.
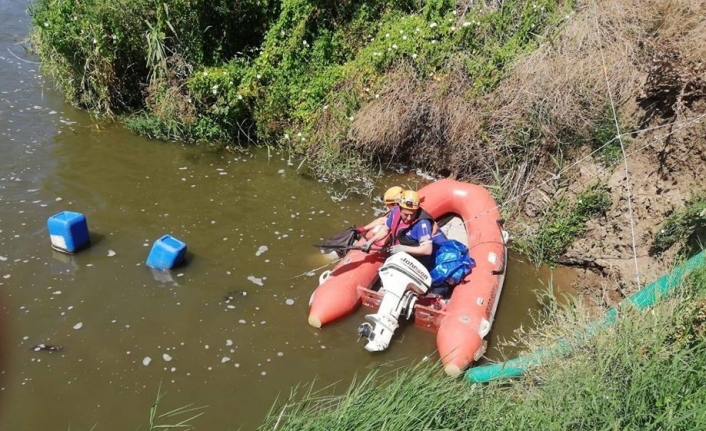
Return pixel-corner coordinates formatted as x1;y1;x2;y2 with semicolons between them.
651;196;706;257
30;0;572;175
257;265;706;430
514;182;612;265
149;383;207;430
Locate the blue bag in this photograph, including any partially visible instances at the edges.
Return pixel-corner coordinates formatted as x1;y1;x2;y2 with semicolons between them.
429;240;476;286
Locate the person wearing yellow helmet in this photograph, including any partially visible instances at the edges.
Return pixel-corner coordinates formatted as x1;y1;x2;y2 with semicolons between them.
362;189;447;269
355;186;403;235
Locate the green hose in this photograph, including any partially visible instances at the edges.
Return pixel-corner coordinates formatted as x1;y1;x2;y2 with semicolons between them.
465;250;706;383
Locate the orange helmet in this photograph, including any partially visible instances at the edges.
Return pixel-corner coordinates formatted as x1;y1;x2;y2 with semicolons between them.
383;186;403;205
399;190;420;210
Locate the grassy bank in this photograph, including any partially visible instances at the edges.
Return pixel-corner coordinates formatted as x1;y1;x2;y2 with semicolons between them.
257;265;706;430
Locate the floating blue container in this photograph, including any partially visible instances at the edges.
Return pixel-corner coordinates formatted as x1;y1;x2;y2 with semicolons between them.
47;211;90;254
146;234;187;270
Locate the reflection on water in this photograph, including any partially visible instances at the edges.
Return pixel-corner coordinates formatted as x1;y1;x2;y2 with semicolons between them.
0;2;583;430
150;268;179;285
49;251;79;276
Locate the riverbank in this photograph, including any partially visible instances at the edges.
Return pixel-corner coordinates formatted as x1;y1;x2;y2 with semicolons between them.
29;0;705;311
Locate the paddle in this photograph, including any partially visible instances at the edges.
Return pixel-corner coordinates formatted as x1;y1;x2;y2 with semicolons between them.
312;244;387;253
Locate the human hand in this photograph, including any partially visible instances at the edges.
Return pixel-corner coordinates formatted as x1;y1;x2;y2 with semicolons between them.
389;244;406;254
355;226;367;234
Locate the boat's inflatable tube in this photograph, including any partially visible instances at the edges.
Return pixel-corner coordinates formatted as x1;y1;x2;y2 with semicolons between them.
308;248;385;328
465;250;706;383
414;180;507;376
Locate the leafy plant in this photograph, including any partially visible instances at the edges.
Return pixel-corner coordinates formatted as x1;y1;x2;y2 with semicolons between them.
651;197;706;256
590;105;629;167
515;183;612;264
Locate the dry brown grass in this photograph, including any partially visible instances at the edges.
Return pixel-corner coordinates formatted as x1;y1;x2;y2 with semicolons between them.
339;0;705;204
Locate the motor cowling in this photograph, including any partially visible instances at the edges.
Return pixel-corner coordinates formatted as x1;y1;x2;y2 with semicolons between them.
358;253;431;352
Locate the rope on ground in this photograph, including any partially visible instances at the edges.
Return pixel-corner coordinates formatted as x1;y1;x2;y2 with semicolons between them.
593;2;641;288
289;257;344;280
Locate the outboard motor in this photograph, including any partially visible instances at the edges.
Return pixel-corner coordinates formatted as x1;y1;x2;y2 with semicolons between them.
357;253;431;352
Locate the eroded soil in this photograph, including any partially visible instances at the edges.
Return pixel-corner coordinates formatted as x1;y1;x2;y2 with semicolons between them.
517;104;706;308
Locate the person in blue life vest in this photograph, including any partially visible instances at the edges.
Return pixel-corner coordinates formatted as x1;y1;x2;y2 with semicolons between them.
361;189;447;270
355;186;403;235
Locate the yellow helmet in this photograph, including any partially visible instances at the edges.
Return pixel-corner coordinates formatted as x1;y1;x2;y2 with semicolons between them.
399;190;420;210
383;186;403;204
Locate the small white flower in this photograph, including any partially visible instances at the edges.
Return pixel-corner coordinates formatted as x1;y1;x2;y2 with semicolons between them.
412;53;418;59
385;33;390;38
349;116;354;121
203;71;208;77
463;21;471;27
256;74;261;79
429;22;437;28
392;44;398;49
92;38;97;44
44;22;49;27
402;35;407;40
237;94;243;100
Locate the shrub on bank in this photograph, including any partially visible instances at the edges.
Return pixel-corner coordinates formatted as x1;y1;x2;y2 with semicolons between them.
30;0;277;115
30;0;568;165
514;182;612;264
652;197;706;258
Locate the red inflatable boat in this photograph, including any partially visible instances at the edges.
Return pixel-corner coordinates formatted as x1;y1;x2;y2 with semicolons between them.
308;179;508;376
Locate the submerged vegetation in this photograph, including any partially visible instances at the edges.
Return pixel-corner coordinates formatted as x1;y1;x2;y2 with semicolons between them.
258;265;706;430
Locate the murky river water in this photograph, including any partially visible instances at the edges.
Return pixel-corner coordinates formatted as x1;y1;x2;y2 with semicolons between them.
0;2;580;429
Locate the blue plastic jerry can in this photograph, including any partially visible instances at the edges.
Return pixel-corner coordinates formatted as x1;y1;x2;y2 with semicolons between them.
47;211;90;254
146;234;187;270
